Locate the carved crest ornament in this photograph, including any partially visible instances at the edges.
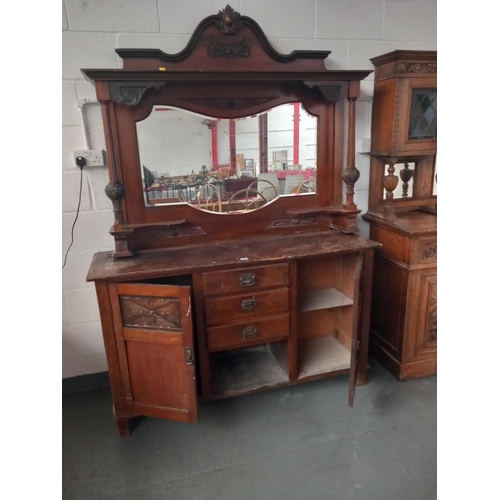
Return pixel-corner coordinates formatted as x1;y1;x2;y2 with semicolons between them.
215;4;243;34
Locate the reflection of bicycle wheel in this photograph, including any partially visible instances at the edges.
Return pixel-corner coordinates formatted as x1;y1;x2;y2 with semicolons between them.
227;187;267;213
247;179;278;200
196;184;222;212
293;179;316;194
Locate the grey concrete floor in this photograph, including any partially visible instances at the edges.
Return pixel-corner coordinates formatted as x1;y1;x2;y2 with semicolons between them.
62;359;436;500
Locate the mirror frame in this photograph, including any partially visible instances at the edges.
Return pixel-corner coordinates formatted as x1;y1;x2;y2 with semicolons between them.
82;5;371;257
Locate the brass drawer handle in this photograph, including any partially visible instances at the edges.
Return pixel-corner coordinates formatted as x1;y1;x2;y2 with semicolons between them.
241;326;258;339
241;299;258;312
239;273;256;287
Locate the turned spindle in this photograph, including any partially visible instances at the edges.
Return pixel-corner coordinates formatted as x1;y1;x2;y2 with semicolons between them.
399;162;414;198
383;162;399;219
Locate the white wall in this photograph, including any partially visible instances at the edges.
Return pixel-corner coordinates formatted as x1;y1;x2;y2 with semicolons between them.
62;0;436;378
137;107;213;178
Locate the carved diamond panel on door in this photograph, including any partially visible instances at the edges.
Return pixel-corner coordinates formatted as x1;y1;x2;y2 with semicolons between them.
109;282;198;424
120;296;182;330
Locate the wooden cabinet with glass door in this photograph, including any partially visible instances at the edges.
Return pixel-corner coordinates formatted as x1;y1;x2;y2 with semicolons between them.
362;50;437;381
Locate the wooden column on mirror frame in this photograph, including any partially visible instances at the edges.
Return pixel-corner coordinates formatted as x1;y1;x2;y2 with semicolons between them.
98;92;132;259
342;81;360;212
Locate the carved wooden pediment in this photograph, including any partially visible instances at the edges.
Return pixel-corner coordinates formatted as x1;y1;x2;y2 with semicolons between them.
114;5;331;73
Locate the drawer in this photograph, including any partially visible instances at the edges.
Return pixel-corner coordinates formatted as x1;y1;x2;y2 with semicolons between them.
202;263;289;296
205;287;289;326
207;313;290;352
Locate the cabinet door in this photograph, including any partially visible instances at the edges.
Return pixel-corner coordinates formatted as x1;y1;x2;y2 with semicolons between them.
348;255;364;406
407;269;437;361
109;283;198;423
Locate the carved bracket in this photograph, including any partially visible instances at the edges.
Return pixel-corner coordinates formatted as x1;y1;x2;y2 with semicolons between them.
109;82;168;106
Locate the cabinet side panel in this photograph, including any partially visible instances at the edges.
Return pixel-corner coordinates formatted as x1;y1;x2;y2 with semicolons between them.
94;282;128;419
370;225;410;264
371;79;396;154
370;256;408;358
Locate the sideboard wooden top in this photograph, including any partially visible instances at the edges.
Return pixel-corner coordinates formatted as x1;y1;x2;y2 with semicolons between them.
87;231;380;282
362;211;437;236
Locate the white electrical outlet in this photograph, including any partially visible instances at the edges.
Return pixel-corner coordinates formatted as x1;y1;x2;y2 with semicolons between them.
74;149;106;167
356;138;371;154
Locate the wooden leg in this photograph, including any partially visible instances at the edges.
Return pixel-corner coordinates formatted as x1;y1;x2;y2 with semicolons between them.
115;417;131;437
356;369;367;386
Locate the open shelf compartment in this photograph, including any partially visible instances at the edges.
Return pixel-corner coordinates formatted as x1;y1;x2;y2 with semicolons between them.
299;287;353;312
296;254;359;379
210;341;289;396
298;335;351;378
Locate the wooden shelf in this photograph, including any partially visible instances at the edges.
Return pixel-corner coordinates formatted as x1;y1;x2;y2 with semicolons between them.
211;344;288;396
298;335;351;379
299;287;353;312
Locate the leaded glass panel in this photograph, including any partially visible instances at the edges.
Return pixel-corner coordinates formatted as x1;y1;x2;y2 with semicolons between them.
408;88;437;140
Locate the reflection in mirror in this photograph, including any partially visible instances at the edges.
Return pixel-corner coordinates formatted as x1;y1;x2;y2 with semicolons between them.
432;156;437;196
136;103;317;214
384;162;415;200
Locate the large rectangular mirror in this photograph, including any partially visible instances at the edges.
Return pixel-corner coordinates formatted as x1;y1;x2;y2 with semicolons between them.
136;103;317;214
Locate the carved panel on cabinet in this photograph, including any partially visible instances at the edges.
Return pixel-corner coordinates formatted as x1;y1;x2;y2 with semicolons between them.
412;237;437;265
425;281;437;345
420;240;437;262
413;271;437;357
119;296;182;330
396;62;437;74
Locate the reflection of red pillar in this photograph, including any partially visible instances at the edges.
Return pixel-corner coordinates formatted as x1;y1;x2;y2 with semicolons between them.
210;120;218;171
293;103;300;165
229;119;236;171
259;114;268;173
